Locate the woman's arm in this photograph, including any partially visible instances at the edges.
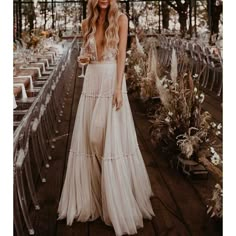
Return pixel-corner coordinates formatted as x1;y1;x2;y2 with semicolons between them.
113;13;128;110
78;20;91;63
116;14;128;90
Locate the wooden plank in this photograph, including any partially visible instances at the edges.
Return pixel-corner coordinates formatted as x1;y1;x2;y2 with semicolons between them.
89;218;116;236
136;219;156;236
146;167;179;214
89;218;156;236
56;220;74;236
56;219;88;236
202;93;222;123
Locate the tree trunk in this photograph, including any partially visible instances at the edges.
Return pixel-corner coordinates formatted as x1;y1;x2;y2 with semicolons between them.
28;2;35;32
44;0;48;30
208;0;223;43
212;4;222;35
166;0;189;37
162;1;170;29
51;0;55;29
179;12;187;37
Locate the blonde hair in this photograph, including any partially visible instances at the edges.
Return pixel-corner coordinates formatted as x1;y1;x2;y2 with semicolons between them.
83;0;120;53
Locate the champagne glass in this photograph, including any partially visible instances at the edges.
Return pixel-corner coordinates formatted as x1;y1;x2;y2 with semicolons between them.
77;47;90;78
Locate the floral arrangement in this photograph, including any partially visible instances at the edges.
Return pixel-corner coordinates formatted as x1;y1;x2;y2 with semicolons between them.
142;37;160;55
139;72;159;101
40;30;54;38
21;31;41;49
126;35;222;164
126;36;164;102
149;70;222;164
126;35;223;218
126;37;148;97
148;48;222;219
20;28;60;50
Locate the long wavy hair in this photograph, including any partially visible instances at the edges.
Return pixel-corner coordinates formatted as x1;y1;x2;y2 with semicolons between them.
83;0;120;53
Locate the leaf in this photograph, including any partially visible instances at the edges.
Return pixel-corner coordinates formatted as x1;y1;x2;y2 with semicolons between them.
207;206;213;214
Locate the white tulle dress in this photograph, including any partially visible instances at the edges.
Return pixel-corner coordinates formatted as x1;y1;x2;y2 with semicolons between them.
57;27;155;236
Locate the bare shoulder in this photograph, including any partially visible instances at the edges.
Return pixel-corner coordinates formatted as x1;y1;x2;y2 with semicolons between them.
118;13;128;26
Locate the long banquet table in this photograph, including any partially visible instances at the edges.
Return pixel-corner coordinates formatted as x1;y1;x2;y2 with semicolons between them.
13;37;80;236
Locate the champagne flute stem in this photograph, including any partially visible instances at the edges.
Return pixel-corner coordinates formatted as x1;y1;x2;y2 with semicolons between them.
82;65;85;76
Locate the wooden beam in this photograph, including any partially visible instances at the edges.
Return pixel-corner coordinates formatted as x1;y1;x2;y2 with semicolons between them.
52;0;55;29
189;0;192;37
194;0;197;37
158;0;161;33
19;0;22;37
83;0;87;19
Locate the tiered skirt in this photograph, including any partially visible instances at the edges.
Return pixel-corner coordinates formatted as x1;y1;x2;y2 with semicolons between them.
57;62;155;236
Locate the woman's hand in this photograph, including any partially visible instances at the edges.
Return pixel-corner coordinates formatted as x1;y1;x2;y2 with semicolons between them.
77;54;92;65
112;89;123;111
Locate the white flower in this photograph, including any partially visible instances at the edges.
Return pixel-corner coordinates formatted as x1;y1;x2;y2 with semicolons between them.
195;95;199;99
199;93;205;103
211;151;221;165
211;122;216;128
216;131;221;136
165;117;171;123
210;147;215;153
134;65;141;74
200;93;204;98
194;87;198;93
215;183;221;189
193;74;198;78
168;111;173;116
160;76;167;85
126;50;131;55
217;123;222;129
211;159;220;165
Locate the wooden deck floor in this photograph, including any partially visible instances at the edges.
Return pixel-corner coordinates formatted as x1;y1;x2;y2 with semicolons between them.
28;67;222;236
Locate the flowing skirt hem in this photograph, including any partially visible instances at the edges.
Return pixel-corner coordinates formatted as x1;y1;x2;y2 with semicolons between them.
57;151;155;236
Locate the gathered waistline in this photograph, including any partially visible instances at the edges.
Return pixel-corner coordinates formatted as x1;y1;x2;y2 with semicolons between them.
90;60;117;64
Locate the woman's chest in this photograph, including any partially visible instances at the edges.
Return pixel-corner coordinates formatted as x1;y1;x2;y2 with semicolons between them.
94;28;105;51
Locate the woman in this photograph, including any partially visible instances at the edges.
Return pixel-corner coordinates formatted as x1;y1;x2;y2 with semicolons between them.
57;0;155;235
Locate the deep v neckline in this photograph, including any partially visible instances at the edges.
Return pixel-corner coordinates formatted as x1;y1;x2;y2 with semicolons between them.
92;36;99;61
93;34;106;61
92;11;124;61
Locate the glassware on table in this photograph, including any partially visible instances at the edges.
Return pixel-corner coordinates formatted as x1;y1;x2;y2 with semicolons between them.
77;47;91;78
